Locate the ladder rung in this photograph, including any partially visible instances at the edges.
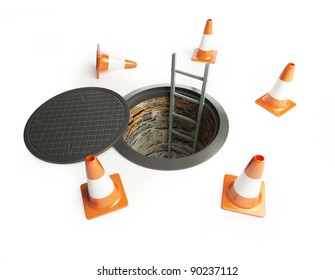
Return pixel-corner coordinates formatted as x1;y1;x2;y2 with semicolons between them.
172;112;196;124
174;92;199;104
171;144;193;155
175;69;204;81
171;129;194;142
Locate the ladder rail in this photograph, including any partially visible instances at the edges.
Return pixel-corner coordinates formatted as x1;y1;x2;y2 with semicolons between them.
167;52;210;158
192;63;210;153
167;53;177;158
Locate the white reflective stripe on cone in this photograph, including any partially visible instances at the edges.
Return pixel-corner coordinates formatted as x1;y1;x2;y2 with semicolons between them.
199;34;213;51
108;57;127;70
87;175;115;199
233;172;262;198
269;79;291;101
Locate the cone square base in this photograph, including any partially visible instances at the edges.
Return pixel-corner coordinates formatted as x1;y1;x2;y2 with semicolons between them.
221;174;265;218
255;93;296;117
81;173;128;220
96;44;101;79
191;48;217;64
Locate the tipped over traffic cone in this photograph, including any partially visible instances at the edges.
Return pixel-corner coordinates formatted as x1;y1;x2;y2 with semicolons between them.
80;155;128;219
192;19;217;64
96;43;137;79
256;63;296;117
221;155;265;217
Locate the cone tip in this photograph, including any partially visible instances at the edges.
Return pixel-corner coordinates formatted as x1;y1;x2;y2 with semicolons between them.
86;155;96;163
204;19;213;35
279;63;295;82
85;155;105;180
244;155;265;179
125;60;137;69
254;154;264;162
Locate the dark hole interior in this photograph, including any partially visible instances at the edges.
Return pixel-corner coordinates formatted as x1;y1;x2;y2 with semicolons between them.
122;96;217;159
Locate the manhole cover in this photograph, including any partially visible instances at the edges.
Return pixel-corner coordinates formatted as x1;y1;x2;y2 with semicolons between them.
24;87;129;163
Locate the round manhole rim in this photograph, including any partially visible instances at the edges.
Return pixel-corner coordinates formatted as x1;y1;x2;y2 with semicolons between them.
114;84;229;170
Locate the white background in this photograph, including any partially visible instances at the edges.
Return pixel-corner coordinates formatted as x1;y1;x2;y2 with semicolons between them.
1;0;334;279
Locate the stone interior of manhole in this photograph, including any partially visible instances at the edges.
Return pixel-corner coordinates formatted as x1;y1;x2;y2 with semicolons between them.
123;96;217;159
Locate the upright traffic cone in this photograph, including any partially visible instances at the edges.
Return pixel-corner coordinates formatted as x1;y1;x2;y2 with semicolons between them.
191;19;217;64
80;155;128;219
221;155;265;217
96;43;137;79
256;63;296;117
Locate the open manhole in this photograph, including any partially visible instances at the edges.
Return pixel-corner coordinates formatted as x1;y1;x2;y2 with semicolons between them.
24;85;229;169
114;84;229;170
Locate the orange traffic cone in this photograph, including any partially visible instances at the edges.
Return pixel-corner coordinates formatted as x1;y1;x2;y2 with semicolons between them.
191;19;217;64
221;155;265;217
256;63;296;117
80;155;128;219
96;43;137;79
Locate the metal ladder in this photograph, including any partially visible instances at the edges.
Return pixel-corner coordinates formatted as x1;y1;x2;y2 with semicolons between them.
167;53;210;158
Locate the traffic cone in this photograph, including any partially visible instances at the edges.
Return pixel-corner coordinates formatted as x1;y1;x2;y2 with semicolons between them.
221;155;265;217
96;43;137;79
191;19;217;64
256;63;296;117
80;155;128;219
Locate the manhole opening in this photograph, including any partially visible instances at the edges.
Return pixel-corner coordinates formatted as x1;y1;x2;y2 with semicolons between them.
115;85;228;170
123;96;216;158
